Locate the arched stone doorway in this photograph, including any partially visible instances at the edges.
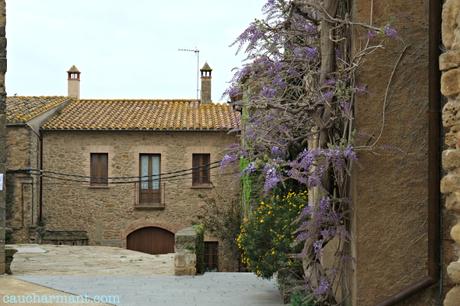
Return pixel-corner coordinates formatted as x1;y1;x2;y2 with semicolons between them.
126;227;175;255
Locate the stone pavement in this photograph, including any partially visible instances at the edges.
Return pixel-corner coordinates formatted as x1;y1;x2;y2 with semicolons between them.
7;244;284;306
0;276;111;305
10;244;174;276
18;273;284;306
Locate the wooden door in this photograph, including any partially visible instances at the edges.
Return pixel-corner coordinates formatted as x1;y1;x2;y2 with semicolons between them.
127;227;175;255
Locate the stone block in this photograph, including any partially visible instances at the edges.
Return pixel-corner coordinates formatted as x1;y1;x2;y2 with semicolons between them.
174;253;186;267
175;227;197;252
447;261;460;284
444;286;460;306
443;102;460;129
446;192;460;213
450;224;460;244
442;68;460;97
441;174;460;194
440;50;460;71
443;149;460;170
442;0;460;49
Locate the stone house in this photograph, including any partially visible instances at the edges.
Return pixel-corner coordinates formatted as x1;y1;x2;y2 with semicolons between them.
5;96;71;242
5;64;241;272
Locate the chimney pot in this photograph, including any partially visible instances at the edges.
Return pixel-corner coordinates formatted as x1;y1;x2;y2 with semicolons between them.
67;65;80;99
200;62;212;103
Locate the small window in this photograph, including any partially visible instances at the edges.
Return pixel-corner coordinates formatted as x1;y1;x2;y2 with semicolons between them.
192;153;211;186
90;153;108;186
139;154;161;204
204;241;219;271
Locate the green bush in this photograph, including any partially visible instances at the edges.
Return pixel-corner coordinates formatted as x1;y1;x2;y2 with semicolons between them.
237;190;307;278
193;224;205;274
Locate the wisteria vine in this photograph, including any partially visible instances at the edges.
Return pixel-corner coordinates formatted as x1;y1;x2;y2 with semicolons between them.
223;0;398;304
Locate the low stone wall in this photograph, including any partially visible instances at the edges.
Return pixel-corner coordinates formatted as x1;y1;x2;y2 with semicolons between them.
174;227;198;276
440;0;460;304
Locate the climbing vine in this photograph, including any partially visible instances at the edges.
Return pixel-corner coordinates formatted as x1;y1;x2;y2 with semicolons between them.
223;0;398;304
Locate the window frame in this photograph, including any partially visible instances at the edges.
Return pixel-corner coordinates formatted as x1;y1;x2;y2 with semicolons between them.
192;153;211;186
139;154;162;205
90;153;108;186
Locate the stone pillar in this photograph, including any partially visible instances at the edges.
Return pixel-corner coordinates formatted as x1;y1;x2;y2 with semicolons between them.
174;227;197;276
440;1;460;304
0;0;6;275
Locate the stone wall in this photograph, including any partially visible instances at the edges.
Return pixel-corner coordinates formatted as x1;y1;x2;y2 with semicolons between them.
352;0;436;305
5;126;40;243
440;0;460;304
41;130;240;271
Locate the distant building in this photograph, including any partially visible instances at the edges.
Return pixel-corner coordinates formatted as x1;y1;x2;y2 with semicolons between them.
5;64;241;272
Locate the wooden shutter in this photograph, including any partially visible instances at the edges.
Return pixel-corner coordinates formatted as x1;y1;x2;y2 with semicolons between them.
90;153;108;185
192;154;210;185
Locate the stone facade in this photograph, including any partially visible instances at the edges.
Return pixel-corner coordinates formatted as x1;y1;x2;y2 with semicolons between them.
5;126;41;243
441;0;460;305
41;130;239;271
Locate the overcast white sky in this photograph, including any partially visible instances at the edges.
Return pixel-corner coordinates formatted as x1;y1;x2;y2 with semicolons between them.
6;0;265;101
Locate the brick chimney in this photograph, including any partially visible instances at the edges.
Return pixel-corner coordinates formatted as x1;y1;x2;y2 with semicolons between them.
67;65;80;99
200;62;212;103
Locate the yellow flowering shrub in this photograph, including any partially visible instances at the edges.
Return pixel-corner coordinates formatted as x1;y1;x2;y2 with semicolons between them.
237;190;308;278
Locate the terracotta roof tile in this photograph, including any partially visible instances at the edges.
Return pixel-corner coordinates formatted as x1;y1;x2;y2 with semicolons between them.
42;99;240;131
6;96;71;123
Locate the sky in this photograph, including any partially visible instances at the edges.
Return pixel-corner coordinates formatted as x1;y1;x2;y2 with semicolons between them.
6;0;265;101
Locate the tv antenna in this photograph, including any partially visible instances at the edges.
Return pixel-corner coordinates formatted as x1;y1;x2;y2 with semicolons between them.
178;48;200;100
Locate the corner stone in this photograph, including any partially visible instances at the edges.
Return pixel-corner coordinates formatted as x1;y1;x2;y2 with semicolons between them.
447;261;460;284
440;50;460;71
442;68;460;97
441;174;460;194
450;224;460;244
444;286;460;306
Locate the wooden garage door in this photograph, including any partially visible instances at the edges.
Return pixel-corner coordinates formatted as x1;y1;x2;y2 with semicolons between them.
127;227;175;255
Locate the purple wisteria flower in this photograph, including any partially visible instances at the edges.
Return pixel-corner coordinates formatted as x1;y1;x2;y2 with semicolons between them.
324;78;336;86
383;25;398;38
270;146;282;157
313;239;323;258
272;75;286;89
367;30;377;39
220;154;237;168
322;90;334;101
343;145;357;161
314;277;330;296
234;22;264;51
243;162;257;174
304;22;317;34
263;165;280;192
260;86;277;98
293;46;318;60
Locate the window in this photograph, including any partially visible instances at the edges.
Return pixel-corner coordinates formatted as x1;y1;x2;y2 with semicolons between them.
192;153;211;186
204;241;219;271
90;153;108;186
139;154;161;204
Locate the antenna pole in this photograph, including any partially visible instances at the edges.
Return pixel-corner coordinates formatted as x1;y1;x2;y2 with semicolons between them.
178;48;200;100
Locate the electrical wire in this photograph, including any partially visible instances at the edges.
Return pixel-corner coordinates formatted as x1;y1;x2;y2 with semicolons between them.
25;160;222;180
27;164;240;185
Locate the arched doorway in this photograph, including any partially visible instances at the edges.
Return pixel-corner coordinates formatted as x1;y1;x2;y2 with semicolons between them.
126;227;175;255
